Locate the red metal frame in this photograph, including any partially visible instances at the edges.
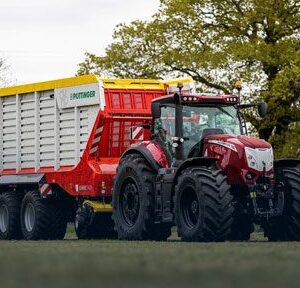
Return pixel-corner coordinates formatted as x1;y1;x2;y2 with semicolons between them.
44;88;165;197
0;87;166;198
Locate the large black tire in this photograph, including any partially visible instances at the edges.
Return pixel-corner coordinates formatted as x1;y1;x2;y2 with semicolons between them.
21;191;67;240
264;168;300;241
174;167;234;242
113;154;170;241
75;205;117;239
0;192;21;240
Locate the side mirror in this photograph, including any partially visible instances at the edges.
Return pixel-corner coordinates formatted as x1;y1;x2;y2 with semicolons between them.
152;102;161;119
258;102;267;118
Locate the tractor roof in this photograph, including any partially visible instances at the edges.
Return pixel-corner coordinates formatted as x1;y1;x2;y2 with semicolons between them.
152;93;240;106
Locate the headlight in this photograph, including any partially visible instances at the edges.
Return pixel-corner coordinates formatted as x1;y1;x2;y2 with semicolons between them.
246;153;258;168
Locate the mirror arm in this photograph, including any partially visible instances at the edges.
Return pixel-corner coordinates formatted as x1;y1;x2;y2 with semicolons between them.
237;103;256;109
238;102;267;118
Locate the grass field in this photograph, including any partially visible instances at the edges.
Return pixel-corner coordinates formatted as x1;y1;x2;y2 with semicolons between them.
1;227;300;288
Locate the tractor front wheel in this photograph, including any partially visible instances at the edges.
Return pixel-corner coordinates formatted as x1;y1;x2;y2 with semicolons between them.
113;154;170;241
174;167;234;242
264;167;300;241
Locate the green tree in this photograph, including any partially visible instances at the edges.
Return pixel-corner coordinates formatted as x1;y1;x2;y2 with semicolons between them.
78;0;300;157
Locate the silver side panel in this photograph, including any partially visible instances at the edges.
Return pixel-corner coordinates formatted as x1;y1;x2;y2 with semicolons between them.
2;95;17;169
0;97;3;171
0;174;44;185
0;81;104;171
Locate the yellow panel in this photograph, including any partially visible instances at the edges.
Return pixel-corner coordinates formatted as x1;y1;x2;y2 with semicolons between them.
163;77;194;86
0;75;194;97
0;74;100;97
0;75;167;97
83;200;113;213
102;77;194;90
102;78;165;90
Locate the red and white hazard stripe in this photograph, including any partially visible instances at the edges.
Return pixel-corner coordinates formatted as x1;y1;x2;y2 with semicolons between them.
39;180;52;198
131;126;144;141
89;126;103;155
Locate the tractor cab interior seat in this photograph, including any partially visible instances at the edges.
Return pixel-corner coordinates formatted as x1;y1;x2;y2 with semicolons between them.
187;128;225;158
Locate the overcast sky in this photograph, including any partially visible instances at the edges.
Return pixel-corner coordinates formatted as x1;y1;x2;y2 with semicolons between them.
0;0;160;84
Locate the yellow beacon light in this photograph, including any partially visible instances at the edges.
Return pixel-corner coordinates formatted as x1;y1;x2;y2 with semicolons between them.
177;82;184;89
235;80;242;90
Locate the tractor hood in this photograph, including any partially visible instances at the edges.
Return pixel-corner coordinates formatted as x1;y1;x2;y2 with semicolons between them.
235;135;271;149
204;134;273;175
204;134;271;149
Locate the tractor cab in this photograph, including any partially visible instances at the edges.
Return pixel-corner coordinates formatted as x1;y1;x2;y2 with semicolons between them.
151;92;243;164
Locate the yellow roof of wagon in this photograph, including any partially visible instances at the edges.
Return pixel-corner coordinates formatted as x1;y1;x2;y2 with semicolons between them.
0;75;195;97
0;75;169;97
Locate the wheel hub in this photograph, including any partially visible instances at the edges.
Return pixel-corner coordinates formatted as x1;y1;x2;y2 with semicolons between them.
121;180;140;226
181;187;200;228
24;203;36;232
0;204;9;233
191;200;198;214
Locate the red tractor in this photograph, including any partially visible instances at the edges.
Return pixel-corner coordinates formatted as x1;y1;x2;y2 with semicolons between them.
113;85;300;241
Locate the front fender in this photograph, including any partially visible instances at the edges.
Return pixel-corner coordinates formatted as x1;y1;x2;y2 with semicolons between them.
169;157;218;211
121;141;168;172
173;157;218;181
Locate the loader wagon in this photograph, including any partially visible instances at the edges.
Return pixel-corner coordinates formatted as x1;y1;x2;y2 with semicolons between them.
0;74;194;240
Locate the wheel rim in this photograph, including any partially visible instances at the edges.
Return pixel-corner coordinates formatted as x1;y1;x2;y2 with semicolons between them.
180;186;200;228
74;216;79;230
24;203;36;232
120;178;140;226
0;204;9;233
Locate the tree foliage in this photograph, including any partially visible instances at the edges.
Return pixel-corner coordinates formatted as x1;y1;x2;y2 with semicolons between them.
78;0;300;157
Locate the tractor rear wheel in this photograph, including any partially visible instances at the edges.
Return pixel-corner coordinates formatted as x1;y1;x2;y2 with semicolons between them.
21;191;67;240
0;192;21;240
264;168;300;241
75;205;117;239
174;167;234;242
113;154;169;241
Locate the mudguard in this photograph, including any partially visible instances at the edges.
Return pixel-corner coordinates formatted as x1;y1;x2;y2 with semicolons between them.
173;157;218;181
121;146;161;172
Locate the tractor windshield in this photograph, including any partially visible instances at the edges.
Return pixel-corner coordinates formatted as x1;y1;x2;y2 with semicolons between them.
155;105;241;159
181;105;241;157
